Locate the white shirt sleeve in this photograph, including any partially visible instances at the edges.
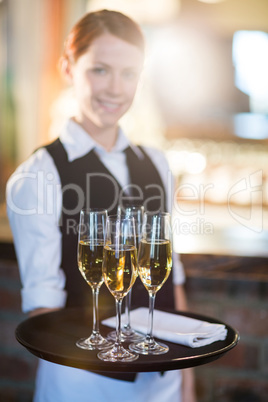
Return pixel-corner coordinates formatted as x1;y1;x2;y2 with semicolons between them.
141;146;185;286
6;148;67;313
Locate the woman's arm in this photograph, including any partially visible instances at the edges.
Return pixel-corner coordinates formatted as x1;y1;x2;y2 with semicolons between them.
6;148;67;314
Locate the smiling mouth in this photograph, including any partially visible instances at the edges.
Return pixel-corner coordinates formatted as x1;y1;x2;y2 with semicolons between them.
98;100;122;111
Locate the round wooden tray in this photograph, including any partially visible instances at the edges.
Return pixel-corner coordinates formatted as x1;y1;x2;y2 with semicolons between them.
15;308;239;373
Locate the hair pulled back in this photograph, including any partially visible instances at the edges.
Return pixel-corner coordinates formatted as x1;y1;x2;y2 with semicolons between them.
61;9;145;65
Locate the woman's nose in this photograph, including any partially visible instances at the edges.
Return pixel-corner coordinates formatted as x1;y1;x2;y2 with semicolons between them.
107;73;123;96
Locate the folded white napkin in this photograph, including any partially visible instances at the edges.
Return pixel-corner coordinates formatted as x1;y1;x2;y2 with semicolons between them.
102;308;228;348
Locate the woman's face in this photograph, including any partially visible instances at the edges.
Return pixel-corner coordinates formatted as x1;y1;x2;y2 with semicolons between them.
69;33;144;131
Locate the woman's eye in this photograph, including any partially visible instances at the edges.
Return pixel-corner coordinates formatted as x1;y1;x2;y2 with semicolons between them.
123;70;137;80
92;67;106;75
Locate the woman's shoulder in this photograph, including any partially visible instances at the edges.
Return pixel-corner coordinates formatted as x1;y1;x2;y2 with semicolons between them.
6;146;60;197
13;146;57;175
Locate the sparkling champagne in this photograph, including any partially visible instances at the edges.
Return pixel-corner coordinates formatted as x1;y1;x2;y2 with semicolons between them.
103;245;137;299
138;239;172;294
78;240;104;289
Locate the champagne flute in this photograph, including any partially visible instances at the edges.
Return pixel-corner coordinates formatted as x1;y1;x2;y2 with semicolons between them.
97;215;139;362
108;204;144;342
129;212;172;355
76;208;112;350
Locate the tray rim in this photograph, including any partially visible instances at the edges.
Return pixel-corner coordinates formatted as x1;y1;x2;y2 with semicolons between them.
15;307;240;373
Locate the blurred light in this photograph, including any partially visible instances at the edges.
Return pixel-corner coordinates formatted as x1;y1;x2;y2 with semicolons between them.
166;150;187;176
49;89;78;139
198;0;225;3
185;152;207;174
88;0;181;24
147;24;226;123
166;150;206;175
234;113;268;140
233;31;268;113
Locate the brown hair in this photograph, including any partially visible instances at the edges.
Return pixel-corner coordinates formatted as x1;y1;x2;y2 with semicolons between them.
61;9;145;64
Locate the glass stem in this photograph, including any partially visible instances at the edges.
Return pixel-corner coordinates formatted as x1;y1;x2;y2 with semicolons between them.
146;293;156;345
115;298;123;347
124;289;132;330
92;288;99;336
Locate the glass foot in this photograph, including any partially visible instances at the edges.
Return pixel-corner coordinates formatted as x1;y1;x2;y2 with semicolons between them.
129;339;169;355
107;329;144;342
76;334;113;350
97;344;139;362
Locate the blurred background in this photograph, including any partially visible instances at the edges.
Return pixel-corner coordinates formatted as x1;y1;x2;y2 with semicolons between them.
1;0;268;253
0;1;267;401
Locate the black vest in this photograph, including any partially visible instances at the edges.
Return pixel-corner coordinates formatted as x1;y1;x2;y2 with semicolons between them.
45;139;175;311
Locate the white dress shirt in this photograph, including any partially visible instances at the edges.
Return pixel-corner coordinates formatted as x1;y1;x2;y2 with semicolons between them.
6;118;185;313
6;119;184;402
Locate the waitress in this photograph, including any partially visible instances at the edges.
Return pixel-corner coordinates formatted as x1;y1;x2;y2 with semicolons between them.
6;9;196;402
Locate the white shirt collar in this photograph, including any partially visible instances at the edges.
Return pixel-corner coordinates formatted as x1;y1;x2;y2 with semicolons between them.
59;119;143;162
